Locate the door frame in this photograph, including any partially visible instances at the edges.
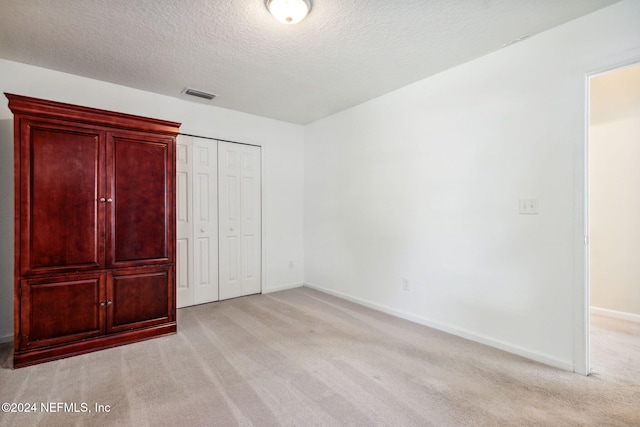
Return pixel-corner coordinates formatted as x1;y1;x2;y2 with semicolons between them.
176;133;265;306
576;49;640;375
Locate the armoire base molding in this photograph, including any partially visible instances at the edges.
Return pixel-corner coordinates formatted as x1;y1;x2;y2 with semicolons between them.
14;322;176;368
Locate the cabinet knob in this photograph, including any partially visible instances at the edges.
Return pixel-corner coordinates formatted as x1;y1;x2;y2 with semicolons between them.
107;198;113;203
99;198;106;203
100;301;106;307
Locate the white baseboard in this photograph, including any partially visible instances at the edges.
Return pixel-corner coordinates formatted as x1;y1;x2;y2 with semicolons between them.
591;306;640;323
304;282;573;372
0;334;13;344
262;282;304;294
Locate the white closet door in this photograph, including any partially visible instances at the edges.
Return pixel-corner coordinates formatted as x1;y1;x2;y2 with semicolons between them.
176;135;194;308
219;141;261;300
192;139;218;304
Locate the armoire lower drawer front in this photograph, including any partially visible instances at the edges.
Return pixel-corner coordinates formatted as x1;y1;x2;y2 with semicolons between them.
18;273;106;351
108;266;174;333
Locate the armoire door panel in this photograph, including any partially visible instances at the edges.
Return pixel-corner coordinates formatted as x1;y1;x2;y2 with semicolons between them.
108;133;172;267
21;121;104;275
19;273;105;350
108;267;172;333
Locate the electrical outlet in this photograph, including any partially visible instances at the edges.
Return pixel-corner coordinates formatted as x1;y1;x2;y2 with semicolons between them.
402;279;409;291
288;260;294;269
519;199;539;215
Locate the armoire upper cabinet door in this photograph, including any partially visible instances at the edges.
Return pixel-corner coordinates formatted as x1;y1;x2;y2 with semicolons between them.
20;119;105;275
106;131;175;268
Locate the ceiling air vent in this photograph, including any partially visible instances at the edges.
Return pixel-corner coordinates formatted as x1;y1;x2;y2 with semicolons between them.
183;88;217;100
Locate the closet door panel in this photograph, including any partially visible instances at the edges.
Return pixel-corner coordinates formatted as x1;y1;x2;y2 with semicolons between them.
107;132;173;268
219;142;261;300
176;136;194;308
193;139;218;304
219;143;242;300
20;120;104;275
240;146;261;295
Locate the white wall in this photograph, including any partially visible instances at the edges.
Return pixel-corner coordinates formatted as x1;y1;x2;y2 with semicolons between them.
0;59;305;342
590;64;640;318
304;0;640;371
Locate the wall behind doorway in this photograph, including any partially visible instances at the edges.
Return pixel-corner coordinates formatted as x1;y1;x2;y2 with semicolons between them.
589;63;640;318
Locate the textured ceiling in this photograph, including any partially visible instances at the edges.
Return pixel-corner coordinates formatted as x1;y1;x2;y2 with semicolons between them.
0;0;620;124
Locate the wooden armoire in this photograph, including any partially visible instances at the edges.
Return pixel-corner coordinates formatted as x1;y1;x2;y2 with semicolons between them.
6;94;180;368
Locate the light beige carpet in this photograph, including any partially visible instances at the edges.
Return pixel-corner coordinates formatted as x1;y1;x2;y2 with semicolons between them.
0;287;638;426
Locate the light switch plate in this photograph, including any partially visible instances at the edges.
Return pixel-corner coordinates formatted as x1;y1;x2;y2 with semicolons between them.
519;199;539;214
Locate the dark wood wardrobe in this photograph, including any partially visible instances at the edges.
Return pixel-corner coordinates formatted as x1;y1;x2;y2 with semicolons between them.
6;94;180;367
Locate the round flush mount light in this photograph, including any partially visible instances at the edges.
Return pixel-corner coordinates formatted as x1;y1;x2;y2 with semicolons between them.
265;0;311;25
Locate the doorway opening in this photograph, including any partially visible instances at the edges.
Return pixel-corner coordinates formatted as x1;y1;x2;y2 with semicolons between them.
587;61;640;375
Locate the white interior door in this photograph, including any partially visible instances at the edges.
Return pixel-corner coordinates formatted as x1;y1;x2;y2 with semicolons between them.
192;139;218;304
176;135;194;308
219;141;261;300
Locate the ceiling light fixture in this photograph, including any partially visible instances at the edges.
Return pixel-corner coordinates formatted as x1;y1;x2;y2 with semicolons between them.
265;0;311;25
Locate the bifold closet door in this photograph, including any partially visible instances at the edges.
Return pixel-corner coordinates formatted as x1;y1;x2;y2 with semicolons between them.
192;138;218;304
218;141;261;300
176;135;218;308
176;135;193;308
